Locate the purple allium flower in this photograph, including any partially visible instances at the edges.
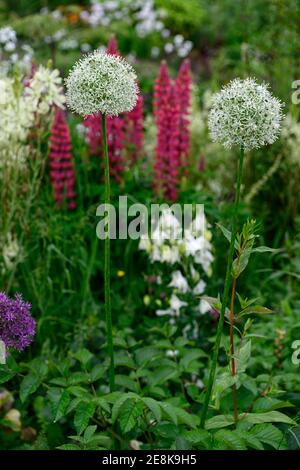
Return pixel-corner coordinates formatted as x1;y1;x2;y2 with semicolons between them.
0;293;36;351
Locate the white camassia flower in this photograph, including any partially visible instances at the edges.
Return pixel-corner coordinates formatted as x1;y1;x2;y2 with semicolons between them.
208;77;284;150
65;51;138;116
168;270;189;293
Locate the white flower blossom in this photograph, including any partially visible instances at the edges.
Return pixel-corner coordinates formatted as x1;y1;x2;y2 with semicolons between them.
208;77;284;150
170;294;188;316
65;51;138;116
169;271;189;293
193;279;206;295
199;299;211;315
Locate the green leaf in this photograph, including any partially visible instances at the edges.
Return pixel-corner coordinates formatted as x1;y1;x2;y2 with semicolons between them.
249;424;286;449
217;223;238;248
150;366;178;386
111;392;138;423
73;349;93;365
287;426;300;450
0;368;15;384
236;340;251;372
214;429;247;450
67;372;88;386
242;411;296;426
205;414;234;430
53;389;71;422
180;350;207;372
57;444;81;450
83;425;97;443
114;353;135;369
93;397;111;414
252;246;280;253
232;249;252;279
74;401;95;435
240;305;273;316
253;397;294;413
20;371;42;402
181;429;211;449
236;431;264;450
160;403;198;428
115;374;138;392
89;364;105;382
141;397;162;422
119;398;143;434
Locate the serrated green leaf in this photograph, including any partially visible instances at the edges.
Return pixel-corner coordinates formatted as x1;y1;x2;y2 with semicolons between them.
73;349;93;365
249;424;286;449
243;411;295;426
57;444;81;450
20;371;42;402
53;389;71;422
181;429;211;448
205;414;234;430
142;397;162;422
236;340;251;372
74;401;95;435
119;398;143;434
89;364;105;382
240;305;273;316
111;392;138;423
83;425;97;442
215;429;247;450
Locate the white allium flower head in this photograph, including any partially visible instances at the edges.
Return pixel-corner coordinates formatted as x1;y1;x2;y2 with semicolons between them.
208;77;284;150
65;51;138;117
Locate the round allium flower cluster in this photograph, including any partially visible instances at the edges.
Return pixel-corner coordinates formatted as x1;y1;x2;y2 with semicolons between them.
208;77;284;150
0;293;35;351
65;51;138;116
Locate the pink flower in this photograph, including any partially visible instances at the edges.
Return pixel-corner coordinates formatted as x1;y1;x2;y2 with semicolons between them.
123;94;144;164
107;35;120;56
49;108;76;209
175;59;192;173
154;62;180;201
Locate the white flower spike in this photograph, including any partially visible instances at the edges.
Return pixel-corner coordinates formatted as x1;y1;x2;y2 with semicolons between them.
65;50;138;117
208;77;284;150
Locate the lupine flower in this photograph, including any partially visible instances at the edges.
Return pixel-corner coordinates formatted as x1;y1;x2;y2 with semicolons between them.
124;94;144;163
106;35;120;56
49;108;76;209
175;59;192;172
106;114;125;182
208;77;284;150
84;113;101;155
154;61;171;119
0;293;35;351
198;154;205;172
65;51;138;117
154;62;181;200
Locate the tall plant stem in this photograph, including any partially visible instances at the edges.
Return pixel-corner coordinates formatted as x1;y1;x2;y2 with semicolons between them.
200;145;245;428
229;277;238;425
102;113;115;392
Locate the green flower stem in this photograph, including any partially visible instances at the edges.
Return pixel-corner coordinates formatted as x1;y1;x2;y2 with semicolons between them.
200;145;245;428
102;112;115;392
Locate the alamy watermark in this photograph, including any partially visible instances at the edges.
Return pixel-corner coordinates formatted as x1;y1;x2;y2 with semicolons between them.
291;340;300;365
95;196;205;241
0;340;6;364
291;81;300;104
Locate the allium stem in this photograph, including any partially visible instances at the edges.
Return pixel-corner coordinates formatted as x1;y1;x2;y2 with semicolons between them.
102;113;115;392
229;277;238;425
200;145;245;428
